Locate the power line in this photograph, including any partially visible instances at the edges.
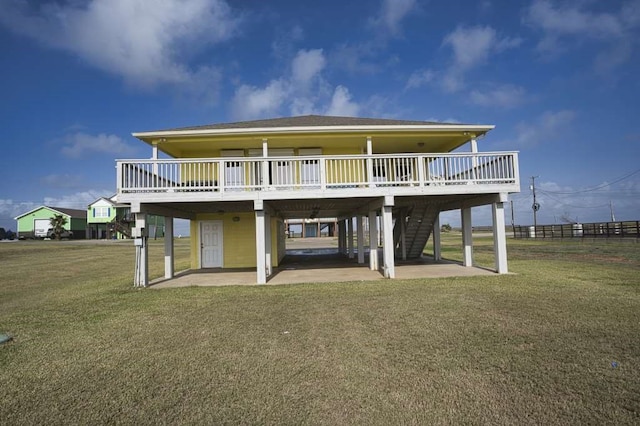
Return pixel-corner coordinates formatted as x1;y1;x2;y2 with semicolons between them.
537;190;611;209
540;168;640;194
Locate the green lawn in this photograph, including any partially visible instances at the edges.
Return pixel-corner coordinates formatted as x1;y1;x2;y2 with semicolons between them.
1;236;639;424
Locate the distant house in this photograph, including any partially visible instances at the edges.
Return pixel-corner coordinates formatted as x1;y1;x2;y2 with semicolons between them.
285;218;337;238
15;206;87;239
87;195;165;239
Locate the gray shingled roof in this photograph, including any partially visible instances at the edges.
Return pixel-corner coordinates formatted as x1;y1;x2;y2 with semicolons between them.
47;206;87;219
151;115;458;133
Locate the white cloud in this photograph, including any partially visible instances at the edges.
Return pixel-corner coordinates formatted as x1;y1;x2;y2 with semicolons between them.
271;25;305;59
330;42;382;75
60;132;137;159
41;174;86;189
469;85;527;108
231;80;289;121
440;74;465;93
43;190;111;210
432;25;522;92
0;0;240;89
183;65;224;105
443;25;522;71
425;117;461;124
291;49;326;86
511;110;576;148
524;0;640;69
0;199;36;228
290;97;317;117
0;189;109;230
325;86;360;117
622;1;640;27
371;0;418;36
525;0;623;44
230;49;361;120
594;41;633;75
405;69;435;89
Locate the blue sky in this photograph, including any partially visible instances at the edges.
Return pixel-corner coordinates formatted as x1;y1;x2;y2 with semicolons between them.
1;0;639;234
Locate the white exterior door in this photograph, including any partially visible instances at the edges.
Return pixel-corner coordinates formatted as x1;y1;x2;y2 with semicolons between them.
200;221;223;268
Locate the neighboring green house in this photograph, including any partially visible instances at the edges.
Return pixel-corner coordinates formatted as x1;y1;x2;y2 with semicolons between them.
15;206;87;239
87;196;165;239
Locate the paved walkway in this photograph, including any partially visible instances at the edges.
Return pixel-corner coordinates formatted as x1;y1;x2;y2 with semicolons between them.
151;238;494;288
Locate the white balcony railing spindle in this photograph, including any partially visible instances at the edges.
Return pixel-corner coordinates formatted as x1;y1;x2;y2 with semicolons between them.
116;152;519;194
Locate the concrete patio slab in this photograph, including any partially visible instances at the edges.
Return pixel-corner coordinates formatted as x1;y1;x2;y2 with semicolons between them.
150;250;494;289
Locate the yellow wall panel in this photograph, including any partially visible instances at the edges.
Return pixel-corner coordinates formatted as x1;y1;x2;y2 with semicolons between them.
191;212;284;270
323;147;362;155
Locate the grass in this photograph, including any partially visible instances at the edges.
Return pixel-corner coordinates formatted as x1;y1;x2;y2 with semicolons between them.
0;236;639;424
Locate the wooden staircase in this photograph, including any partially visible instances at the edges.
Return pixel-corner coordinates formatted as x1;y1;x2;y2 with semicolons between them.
394;200;440;259
110;217;132;239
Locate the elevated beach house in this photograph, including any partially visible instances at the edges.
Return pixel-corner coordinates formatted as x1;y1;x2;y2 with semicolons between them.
117;115;520;287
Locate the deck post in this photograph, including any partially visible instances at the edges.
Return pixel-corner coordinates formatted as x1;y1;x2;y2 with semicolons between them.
116;161;123;194
347;218;354;259
366;136;374;188
470;138;478;181
164;216;174;279
262;138;269;190
461;207;473;267
399;208;407;261
433;213;442;261
343;220;348;254
152;142;159;187
492;202;509;273
369;210;378;271
382;204;395;278
265;212;272;276
357;216;365;264
255;205;266;284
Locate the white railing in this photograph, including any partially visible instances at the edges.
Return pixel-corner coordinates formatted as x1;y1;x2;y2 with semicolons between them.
116;152;519;194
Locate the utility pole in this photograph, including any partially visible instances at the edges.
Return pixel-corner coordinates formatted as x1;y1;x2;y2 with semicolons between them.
610;200;616;222
530;176;540;233
510;199;516;238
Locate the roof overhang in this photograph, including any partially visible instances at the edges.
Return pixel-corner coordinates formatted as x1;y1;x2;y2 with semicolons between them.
131;122;495;158
133;124;494;141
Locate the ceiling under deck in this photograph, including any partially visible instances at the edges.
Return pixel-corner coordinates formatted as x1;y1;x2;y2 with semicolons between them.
150;193;495;220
